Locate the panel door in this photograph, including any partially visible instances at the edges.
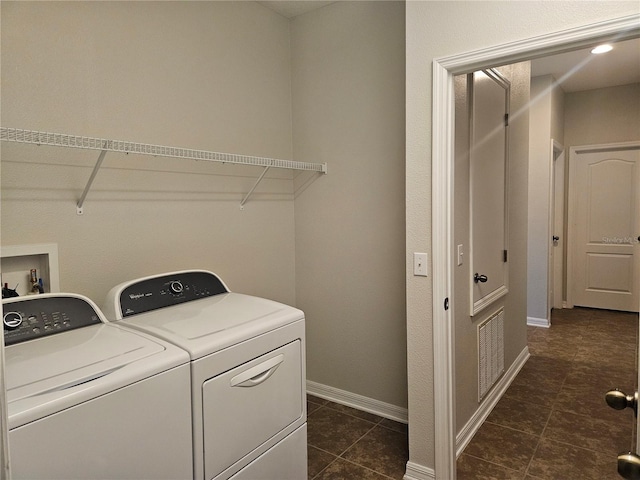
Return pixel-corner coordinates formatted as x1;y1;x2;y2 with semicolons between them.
470;70;510;315
570;145;640;312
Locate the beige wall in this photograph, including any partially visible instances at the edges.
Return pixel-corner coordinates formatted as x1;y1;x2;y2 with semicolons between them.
291;2;407;407
2;1;408;415
454;63;530;433
527;75;565;322
406;1;640;471
550;80;566;142
564;83;640;148
1;2;297;305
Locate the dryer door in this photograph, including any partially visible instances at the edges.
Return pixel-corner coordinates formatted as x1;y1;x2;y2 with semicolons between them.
202;340;303;479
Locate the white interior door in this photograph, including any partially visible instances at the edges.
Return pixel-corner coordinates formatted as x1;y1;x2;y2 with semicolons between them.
569;143;640;312
469;70;509;315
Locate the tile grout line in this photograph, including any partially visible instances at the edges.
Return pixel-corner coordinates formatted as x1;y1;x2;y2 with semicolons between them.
335;455;399;480
459;452;523;476
523;316;583;478
522;403;556;479
521;326;581;479
309;421;391;480
337;422;380;459
308;403;403;479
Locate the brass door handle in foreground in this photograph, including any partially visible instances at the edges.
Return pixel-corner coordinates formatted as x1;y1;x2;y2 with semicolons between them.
618;452;640;480
605;389;638;417
607;390;640;479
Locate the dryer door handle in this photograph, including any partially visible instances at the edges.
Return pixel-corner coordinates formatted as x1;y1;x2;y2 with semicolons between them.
230;354;284;388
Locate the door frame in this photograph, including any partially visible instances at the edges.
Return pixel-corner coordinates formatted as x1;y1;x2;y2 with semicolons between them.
431;14;640;479
549;140;565;314
566;140;640;310
0;323;8;479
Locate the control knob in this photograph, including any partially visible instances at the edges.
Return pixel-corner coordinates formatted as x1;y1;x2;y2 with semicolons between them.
169;281;184;294
3;311;23;329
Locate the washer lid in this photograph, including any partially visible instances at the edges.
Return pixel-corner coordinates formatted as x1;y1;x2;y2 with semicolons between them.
6;323;189;429
115;292;304;359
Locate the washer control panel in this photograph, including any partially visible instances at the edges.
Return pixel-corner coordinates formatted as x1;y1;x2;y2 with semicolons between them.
3;295;103;346
119;271;228;318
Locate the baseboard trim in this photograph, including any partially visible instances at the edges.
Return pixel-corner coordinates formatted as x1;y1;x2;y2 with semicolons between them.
306;380;408;423
527;316;550;328
455;345;530;456
403;461;436;480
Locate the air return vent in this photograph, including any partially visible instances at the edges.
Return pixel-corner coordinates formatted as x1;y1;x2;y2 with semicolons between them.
478;308;505;401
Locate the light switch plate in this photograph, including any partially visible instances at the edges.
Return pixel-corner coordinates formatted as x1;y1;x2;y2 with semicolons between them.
457;244;464;266
414;253;428;277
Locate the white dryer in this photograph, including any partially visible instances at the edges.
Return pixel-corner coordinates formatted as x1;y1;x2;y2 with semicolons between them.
102;270;307;480
3;293;193;480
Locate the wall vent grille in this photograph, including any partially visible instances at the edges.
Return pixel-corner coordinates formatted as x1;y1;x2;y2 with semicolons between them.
478;308;505;401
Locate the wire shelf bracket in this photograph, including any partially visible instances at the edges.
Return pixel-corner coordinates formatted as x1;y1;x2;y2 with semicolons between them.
76;147;108;215
0;127;328;212
240;166;270;210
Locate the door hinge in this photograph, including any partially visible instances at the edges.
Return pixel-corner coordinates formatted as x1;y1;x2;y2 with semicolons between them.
504;113;509;127
503;250;508;262
444;297;449;311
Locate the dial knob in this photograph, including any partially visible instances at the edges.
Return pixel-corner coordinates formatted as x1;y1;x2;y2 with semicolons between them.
169;281;184;294
3;311;23;329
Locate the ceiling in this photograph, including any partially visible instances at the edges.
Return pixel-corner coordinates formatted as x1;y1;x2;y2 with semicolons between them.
530;37;640;92
258;1;334;19
259;1;639;93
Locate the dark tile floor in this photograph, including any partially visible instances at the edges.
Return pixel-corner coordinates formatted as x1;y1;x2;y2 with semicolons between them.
458;307;639;480
307;395;409;479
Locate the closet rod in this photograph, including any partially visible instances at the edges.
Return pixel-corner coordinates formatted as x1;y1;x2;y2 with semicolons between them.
0;128;328;173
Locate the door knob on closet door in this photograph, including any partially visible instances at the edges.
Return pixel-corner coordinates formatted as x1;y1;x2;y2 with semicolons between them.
473;273;488;283
552;236;560;242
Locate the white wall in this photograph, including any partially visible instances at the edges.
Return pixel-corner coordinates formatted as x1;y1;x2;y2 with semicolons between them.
1;2;297;305
291;2;407;408
527;75;565;323
406;1;640;471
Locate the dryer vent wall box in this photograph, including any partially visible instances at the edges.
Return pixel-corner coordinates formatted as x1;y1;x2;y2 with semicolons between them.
3;293;193;480
103;269;308;480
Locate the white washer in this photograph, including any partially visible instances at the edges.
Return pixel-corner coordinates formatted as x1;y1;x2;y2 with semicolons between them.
3;293;193;480
102;270;307;480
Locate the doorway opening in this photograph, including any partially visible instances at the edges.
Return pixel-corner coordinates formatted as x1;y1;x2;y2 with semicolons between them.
431;14;640;479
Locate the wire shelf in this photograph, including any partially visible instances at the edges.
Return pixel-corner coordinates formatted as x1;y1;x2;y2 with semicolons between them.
1;127;327;213
0;127;327;173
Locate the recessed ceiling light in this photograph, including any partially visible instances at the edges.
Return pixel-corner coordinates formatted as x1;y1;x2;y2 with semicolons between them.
591;44;613;54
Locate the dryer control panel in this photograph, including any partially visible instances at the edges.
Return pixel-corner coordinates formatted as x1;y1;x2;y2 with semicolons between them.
3;295;103;346
118;271;228;318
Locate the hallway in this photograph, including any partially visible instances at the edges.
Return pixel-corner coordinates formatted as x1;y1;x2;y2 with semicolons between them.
458;307;638;479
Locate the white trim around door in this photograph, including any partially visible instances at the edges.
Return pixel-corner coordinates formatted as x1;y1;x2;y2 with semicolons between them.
431;14;640;480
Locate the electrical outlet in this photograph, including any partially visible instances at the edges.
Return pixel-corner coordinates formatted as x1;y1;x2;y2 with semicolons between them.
414;253;428;277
